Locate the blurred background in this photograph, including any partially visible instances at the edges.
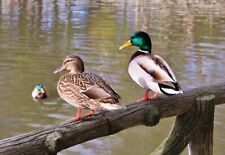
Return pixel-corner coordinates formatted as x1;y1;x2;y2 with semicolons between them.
0;0;225;154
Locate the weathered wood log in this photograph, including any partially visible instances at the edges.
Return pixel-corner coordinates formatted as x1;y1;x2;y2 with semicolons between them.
188;95;215;155
0;82;225;155
151;95;215;155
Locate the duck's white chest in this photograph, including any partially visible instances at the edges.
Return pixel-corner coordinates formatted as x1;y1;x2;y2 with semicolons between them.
128;61;151;87
128;59;161;93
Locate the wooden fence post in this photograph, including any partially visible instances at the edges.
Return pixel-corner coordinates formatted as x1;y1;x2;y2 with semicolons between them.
151;94;215;155
188;95;215;155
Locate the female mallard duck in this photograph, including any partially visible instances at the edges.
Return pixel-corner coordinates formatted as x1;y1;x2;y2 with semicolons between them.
32;83;47;101
54;55;125;121
119;31;183;101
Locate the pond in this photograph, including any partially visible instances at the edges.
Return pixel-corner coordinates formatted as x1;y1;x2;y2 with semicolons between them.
0;0;225;154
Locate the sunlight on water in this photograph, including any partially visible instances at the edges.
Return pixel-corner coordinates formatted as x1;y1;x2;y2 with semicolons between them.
0;0;225;154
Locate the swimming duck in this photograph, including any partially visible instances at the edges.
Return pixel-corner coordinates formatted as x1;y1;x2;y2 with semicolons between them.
32;83;47;101
119;31;183;101
54;55;125;121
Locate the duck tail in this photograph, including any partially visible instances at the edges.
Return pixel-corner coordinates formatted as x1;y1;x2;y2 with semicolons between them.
158;82;183;95
99;98;126;110
100;103;126;110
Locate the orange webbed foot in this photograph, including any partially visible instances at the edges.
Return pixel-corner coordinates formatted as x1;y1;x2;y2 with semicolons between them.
137;92;159;102
64;109;94;123
150;93;159;100
137;90;150;102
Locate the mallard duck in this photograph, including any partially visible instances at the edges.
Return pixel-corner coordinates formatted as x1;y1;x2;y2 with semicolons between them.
119;31;183;101
54;55;125;121
32;83;47;101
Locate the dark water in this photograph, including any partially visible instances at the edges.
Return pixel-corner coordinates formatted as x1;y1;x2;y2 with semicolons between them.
0;0;225;154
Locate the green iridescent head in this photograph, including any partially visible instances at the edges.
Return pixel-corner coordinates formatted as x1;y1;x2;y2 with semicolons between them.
37;83;45;93
119;31;152;52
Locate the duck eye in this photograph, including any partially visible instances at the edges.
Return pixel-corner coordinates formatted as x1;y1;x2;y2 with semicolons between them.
130;38;134;44
63;59;74;65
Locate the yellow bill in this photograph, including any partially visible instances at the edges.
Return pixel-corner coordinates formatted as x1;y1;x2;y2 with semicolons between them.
40;88;45;94
119;40;132;50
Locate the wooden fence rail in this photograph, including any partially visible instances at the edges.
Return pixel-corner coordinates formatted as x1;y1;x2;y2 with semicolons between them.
0;82;225;155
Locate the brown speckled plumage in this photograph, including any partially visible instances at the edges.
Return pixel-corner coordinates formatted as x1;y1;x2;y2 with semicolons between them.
55;55;124;115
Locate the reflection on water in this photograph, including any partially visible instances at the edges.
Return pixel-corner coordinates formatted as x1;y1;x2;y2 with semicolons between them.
0;0;225;154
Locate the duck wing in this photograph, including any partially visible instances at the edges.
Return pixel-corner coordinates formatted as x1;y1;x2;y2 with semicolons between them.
152;55;177;81
135;54;175;82
81;72;121;100
58;69;126;111
137;54;182;94
57;74;95;108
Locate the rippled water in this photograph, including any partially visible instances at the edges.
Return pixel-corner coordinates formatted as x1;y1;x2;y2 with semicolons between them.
0;0;225;154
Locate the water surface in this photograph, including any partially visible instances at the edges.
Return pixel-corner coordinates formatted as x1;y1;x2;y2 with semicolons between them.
0;0;225;154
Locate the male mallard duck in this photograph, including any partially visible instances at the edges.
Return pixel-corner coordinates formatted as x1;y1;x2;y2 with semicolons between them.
32;83;47;101
119;31;183;101
54;55;125;121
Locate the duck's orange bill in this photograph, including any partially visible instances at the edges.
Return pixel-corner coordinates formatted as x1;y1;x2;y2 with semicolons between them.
54;66;65;74
119;40;132;50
